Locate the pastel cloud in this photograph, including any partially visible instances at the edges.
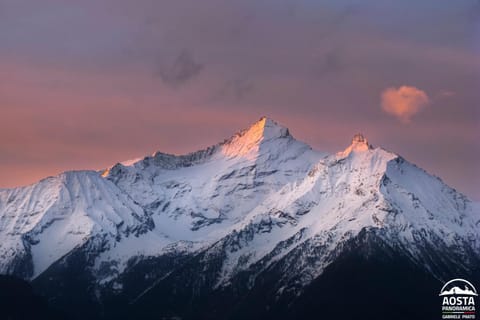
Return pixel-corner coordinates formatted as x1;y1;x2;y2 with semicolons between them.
381;86;430;123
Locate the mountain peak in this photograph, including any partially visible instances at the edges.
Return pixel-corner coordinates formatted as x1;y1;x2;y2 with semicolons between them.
220;117;290;158
351;133;367;144
350;133;370;150
337;133;372;157
255;116;290;139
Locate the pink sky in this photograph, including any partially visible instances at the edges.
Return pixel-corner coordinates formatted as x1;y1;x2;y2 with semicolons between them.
0;0;479;199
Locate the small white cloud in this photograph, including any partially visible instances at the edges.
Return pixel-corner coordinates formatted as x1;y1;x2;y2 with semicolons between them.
381;85;430;123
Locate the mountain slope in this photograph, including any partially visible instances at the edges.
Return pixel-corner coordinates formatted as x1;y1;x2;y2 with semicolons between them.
0;117;478;319
92;117;324;283
0;171;152;278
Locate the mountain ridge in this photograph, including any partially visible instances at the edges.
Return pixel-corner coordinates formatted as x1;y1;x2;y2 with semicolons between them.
102;116;292;176
0;117;478;319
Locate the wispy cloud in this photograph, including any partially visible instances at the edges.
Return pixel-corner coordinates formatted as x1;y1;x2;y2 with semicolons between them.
438;90;456;98
157;50;204;88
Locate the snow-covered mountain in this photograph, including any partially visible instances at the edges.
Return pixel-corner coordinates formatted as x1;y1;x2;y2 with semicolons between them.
0;170;153;278
0;117;479;319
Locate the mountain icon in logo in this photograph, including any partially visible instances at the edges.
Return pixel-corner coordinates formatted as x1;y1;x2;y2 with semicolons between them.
439;279;478;296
